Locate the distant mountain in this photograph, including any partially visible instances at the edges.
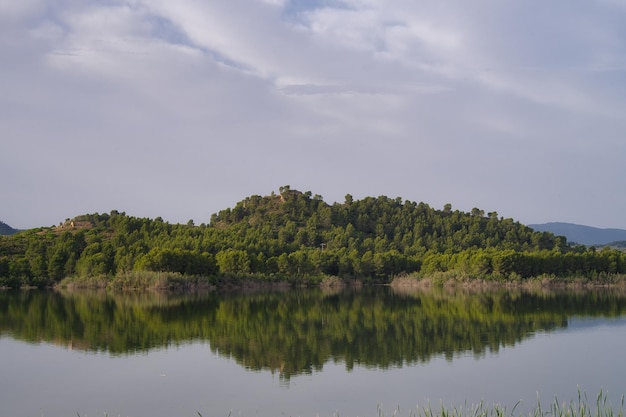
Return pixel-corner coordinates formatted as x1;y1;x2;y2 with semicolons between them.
528;222;626;246
0;221;19;236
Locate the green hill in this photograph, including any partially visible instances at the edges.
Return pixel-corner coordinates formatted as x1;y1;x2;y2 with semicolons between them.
1;186;625;289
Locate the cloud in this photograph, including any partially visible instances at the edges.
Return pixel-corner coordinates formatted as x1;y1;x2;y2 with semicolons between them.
2;0;626;229
0;0;45;21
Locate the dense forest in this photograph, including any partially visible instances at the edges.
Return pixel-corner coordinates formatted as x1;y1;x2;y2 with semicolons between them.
1;186;625;288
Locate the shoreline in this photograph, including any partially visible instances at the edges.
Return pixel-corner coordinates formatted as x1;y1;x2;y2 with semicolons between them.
4;270;626;292
42;272;626;293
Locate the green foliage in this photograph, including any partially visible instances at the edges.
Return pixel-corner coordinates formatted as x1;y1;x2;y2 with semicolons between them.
136;247;217;275
1;187;625;287
419;248;626;280
215;249;250;274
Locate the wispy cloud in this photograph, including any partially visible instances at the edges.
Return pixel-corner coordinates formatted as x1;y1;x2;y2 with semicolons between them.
2;0;625;229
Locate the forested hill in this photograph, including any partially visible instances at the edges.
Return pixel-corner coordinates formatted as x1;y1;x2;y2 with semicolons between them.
2;186;625;289
0;221;18;236
210;186;564;253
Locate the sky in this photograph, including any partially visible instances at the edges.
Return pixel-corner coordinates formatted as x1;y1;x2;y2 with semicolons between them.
1;0;626;230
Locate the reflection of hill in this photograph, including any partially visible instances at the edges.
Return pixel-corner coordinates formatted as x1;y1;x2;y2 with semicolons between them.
2;288;626;379
0;290;220;354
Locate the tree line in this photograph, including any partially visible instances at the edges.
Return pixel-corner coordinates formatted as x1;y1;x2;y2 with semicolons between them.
1;186;625;288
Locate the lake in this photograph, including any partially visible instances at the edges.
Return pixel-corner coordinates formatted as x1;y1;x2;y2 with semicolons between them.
1;285;626;417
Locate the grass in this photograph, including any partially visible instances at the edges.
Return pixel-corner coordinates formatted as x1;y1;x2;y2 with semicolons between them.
58;270;338;291
375;391;624;417
192;391;625;417
73;391;626;417
59;271;218;291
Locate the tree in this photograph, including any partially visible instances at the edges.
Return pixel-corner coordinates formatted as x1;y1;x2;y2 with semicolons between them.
216;249;250;274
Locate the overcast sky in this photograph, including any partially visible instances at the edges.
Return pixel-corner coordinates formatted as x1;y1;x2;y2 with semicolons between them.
2;0;626;230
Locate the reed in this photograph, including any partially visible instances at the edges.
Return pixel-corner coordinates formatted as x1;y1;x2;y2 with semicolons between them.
375;390;625;417
86;390;626;417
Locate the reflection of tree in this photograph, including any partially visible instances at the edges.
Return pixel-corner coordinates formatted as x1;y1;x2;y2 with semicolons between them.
2;288;626;379
0;290;220;354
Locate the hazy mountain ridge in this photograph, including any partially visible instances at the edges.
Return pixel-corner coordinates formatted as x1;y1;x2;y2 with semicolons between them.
0;221;19;236
528;222;626;246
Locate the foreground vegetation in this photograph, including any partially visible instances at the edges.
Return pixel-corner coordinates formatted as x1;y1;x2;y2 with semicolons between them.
1;186;625;289
370;391;624;417
194;391;626;417
72;391;626;417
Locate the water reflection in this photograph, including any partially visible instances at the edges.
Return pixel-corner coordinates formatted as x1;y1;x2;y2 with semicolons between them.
2;286;626;379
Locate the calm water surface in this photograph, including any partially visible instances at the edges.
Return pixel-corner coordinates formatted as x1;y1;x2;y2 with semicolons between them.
1;286;626;417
